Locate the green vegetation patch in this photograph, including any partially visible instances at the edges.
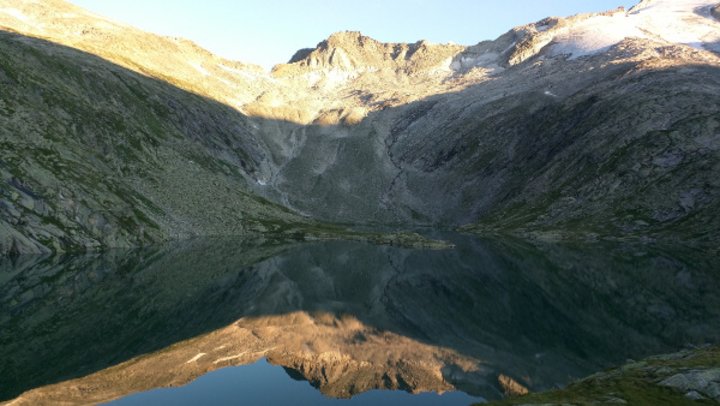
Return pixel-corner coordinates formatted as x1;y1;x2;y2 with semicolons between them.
488;346;720;405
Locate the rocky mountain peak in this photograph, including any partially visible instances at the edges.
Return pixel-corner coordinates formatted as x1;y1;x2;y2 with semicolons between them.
280;30;463;74
287;31;381;63
324;30;372;47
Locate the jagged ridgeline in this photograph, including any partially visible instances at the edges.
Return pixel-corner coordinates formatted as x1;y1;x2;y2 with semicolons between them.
1;0;720;255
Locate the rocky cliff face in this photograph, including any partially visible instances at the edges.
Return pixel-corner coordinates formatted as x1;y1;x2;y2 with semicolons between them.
0;0;719;254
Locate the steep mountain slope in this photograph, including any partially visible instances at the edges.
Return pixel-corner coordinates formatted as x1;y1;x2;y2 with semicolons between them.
0;31;444;256
0;30;315;255
0;0;271;108
251;0;720;246
1;0;719;254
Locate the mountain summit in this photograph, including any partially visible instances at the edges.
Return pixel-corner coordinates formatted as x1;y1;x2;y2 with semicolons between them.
284;30;463;73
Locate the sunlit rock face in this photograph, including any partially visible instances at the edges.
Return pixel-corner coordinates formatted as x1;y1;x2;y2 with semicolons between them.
2;235;719;404
1;0;720;255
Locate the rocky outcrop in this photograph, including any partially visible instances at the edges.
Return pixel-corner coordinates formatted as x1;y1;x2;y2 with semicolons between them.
498;374;529;397
660;368;720;401
491;346;720;405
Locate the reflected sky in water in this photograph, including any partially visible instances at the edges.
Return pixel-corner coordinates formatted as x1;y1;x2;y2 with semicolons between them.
110;359;483;405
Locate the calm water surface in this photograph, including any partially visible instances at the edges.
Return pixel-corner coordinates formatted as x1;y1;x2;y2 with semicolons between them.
1;233;718;404
110;359;483;405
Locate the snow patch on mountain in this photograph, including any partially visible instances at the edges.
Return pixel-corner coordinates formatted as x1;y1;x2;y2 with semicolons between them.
550;14;645;59
189;62;209;76
550;0;720;59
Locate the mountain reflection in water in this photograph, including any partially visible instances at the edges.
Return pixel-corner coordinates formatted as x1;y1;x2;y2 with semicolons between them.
1;234;719;405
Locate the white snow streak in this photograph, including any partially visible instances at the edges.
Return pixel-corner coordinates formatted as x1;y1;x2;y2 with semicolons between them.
189;62;209;76
185;353;207;364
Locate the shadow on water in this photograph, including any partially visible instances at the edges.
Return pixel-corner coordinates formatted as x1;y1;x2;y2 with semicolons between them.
1;233;719;402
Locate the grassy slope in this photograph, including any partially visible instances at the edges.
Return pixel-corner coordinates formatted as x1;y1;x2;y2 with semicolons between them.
0;30;301;254
488;346;720;405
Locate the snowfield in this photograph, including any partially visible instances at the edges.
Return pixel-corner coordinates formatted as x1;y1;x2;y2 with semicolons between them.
549;0;720;58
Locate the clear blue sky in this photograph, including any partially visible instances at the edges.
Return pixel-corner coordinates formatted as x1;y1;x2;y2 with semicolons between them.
69;0;637;69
